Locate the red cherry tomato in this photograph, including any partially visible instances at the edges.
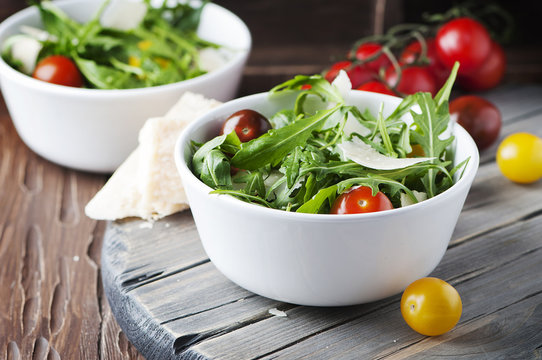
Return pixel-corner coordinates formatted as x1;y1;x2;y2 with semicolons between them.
221;109;271;142
356;81;395;96
330;186;393;214
399;38;449;87
324;60;374;88
354;42;391;74
32;55;84;87
385;66;438;96
458;41;506;91
435;17;492;75
324;61;350;83
449;95;502;150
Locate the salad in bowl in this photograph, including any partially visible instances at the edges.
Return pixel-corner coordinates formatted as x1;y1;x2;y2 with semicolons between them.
175;63;479;306
187;63;467;214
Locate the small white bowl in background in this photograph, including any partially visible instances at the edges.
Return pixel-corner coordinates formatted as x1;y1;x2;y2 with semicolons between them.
0;0;251;173
175;90;479;307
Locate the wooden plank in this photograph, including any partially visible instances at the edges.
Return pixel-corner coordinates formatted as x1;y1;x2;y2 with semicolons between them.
188;214;542;359
0;0;540;357
104;211;206;290
0;106;109;358
476;84;542;163
482;84;542;121
383;294;542;360
453;110;542;243
100;85;542;359
214;0;385;48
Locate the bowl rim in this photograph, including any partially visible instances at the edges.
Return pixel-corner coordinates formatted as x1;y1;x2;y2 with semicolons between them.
0;0;252;97
174;91;480;223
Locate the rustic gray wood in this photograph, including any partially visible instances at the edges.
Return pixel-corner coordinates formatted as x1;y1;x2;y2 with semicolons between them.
101;85;542;359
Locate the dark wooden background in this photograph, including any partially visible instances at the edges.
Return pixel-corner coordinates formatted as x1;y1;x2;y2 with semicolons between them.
0;0;541;359
214;0;542;91
1;0;541;89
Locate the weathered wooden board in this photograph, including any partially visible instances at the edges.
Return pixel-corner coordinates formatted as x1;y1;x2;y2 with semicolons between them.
0;100;130;359
101;86;542;359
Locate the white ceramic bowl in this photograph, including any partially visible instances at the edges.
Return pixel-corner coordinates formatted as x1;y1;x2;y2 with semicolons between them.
175;90;479;306
0;0;251;173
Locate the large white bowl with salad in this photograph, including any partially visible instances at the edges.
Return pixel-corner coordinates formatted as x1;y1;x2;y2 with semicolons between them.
175;67;479;306
0;0;251;172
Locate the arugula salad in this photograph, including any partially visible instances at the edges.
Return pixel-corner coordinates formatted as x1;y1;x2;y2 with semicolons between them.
189;63;468;214
2;0;224;89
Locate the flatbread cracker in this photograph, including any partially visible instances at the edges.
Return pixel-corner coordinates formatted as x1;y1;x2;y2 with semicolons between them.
85;92;221;221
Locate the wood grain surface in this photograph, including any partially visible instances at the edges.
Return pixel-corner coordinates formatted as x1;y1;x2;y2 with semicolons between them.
99;84;542;359
0;95;146;358
1;0;542;358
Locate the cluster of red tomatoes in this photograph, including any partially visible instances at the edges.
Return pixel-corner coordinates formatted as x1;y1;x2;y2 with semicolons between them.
325;17;505;97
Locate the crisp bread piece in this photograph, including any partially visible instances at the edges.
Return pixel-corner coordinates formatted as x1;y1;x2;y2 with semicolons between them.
85;148;144;220
137;93;222;219
85;92;221;221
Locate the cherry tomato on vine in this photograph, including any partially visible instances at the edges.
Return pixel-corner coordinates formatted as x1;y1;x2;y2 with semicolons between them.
32;55;84;87
356;81;395;96
324;60;374;88
385;65;438;96
221;109;271;143
330;186;393;214
354;42;391;74
407;144;425;158
435;17;492;75
399;38;449;87
458;41;506;91
401;277;462;336
449;95;501;150
496;133;542;184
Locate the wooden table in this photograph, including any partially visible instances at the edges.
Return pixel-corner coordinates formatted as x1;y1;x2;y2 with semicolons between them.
2;1;542;359
2;84;542;360
98;104;542;360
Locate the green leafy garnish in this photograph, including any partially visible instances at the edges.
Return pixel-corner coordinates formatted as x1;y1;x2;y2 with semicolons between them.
190;64;468;214
3;0;221;89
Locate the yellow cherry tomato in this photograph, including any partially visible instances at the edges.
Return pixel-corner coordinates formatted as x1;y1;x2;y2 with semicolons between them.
496;132;542;184
401;277;462;336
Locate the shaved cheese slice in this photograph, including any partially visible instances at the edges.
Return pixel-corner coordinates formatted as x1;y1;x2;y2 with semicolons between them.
338;137;434;170
20;25;56;42
101;0;147;31
4;35;42;74
330;72;372;136
199;48;229;72
331;70;352;102
400;190;428;207
268;308;287;317
343;112;371;137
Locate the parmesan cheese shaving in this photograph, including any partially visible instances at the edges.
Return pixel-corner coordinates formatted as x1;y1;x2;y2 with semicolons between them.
338;137;434;170
198;48;229;72
100;0;147;31
20;26;56;42
400;190;428;207
5;35;42;74
331;70;352;101
268;308;288;317
343;112;372;137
